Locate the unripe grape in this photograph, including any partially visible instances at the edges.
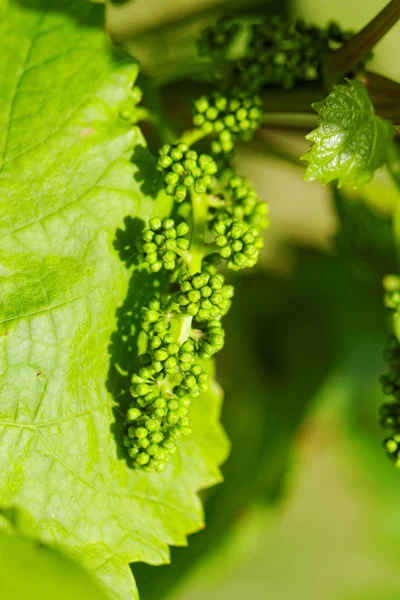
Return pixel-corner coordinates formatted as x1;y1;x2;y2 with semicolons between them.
193;92;263;156
158;144;217;202
139;217;190;273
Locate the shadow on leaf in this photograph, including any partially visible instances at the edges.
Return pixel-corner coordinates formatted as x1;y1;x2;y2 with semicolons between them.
108;216;169;461
131;145;164;200
113;216;144;268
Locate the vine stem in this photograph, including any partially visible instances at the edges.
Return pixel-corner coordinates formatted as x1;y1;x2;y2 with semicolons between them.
177;314;193;346
162;313;193;394
180;128;208;146
189;190;208;274
364;72;400;125
161;137;210;353
175;314;193;346
168;193;210;352
324;0;400;86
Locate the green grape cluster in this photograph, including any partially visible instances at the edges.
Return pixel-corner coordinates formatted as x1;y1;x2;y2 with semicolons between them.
196;15;240;59
124;162;267;473
380;336;400;467
193;92;263;154
141;296;172;336
175;364;211;397
124;186;266;473
122;282;227;471
158;143;217;202
212;169;269;229
140;300;198;375
144;332;191;375
205;170;268;272
124;389;191;472
194;319;225;358
177;272;234;320
213;220;264;271
196;15;371;92
123;267;234;471
123;22;272;471
237;16;356;90
139;218;190;272
123;293;201;471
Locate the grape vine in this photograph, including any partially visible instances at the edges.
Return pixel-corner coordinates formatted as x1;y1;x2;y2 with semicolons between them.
123;9;400;474
123;128;267;471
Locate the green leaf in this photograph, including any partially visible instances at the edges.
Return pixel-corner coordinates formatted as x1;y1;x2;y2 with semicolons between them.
0;2;229;598
0;509;107;600
302;80;394;188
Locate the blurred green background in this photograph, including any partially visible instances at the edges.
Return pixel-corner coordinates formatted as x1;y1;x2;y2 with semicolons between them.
119;0;400;598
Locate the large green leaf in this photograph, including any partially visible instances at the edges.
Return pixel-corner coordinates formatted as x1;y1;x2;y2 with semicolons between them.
0;509;107;600
302;80;394;188
0;2;229;598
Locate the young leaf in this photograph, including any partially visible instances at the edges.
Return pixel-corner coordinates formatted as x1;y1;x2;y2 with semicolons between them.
0;2;229;599
302;80;394;188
